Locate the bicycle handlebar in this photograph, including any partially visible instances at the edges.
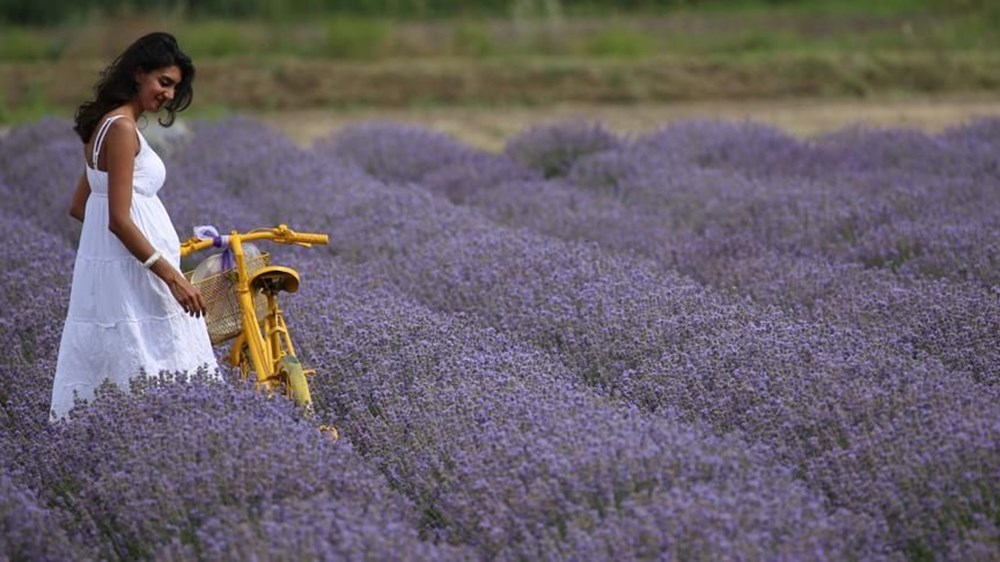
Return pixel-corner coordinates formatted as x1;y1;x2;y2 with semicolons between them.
293;233;330;246
180;224;329;258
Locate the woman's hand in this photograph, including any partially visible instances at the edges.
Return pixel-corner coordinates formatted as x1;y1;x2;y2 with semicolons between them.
166;274;206;318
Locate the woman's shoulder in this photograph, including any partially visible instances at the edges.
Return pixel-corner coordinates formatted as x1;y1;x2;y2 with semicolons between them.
101;114;140;144
85;111;134;144
101;113;137;131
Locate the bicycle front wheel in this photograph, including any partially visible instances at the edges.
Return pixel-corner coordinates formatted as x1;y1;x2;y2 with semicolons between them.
277;355;314;416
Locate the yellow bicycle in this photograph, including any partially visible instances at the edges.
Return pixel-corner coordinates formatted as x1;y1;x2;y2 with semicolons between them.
181;224;333;434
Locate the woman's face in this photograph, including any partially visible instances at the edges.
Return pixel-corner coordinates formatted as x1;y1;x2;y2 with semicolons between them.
134;65;182;113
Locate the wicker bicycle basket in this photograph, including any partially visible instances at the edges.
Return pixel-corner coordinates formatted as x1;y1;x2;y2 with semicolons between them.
185;252;270;345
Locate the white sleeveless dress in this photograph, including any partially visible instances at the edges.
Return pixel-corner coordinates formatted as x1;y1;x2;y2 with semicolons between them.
50;115;219;420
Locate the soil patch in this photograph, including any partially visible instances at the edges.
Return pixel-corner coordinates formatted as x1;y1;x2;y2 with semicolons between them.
254;95;1000;151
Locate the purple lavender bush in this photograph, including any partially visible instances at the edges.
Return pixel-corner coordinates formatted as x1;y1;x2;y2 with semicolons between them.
419;152;542;204
504;121;622;178
0;210;73;365
355;119;998;389
291;264;886;560
319;120;1000;558
25;375;460;561
0;471;82;561
0;118;85;246
3;115;999;560
313;122;474;185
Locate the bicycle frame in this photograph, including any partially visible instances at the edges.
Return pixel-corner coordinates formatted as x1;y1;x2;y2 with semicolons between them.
228;284;302;386
180;224;328;396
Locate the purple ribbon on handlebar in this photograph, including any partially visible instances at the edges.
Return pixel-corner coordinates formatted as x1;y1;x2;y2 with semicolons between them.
193;225;235;271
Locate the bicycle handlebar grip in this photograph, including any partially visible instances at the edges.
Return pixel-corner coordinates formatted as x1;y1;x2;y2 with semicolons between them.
179;237;212;257
296;233;329;245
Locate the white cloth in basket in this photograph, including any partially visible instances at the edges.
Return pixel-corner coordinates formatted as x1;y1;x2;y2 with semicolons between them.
189;242;267;345
50;115;219;420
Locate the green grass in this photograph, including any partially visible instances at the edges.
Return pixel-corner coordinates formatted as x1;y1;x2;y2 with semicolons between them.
675;0;954;17
0;86;54;125
2;50;998;125
584;27;656;58
1;5;997;119
0;27;66;60
451;22;495;58
175;21;258;58
323;17;392;59
1;3;997;63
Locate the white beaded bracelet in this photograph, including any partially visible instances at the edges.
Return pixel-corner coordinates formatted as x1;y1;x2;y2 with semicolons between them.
142;250;163;269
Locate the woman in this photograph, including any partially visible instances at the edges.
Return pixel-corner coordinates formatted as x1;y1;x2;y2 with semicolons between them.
50;32;218;420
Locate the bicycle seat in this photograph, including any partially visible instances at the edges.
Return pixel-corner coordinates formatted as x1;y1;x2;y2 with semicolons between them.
249;266;300;294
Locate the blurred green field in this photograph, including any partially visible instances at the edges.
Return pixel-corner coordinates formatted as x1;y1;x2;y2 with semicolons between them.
2;0;997;61
0;0;998;124
2;0;997;24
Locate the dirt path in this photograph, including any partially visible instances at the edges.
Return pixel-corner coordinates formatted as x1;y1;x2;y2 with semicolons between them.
255;94;1000;151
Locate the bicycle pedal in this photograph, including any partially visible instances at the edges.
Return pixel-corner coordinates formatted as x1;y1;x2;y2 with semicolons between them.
318;424;339;442
303;369;317;377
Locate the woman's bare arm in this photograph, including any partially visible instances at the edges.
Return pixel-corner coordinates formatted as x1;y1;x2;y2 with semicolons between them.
103;118;205;317
68;171;90;222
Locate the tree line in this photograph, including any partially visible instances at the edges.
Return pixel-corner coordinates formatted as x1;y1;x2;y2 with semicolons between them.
1;0;788;25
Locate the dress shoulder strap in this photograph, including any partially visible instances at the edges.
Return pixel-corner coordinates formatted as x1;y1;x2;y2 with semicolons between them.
91;115;126;169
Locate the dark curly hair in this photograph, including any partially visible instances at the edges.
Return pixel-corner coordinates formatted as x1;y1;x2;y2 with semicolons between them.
73;31;195;143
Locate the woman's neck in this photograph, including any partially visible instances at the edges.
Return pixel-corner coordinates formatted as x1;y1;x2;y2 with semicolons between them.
122;99;143;121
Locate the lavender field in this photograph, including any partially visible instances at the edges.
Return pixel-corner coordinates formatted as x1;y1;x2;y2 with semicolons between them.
1;115;998;561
